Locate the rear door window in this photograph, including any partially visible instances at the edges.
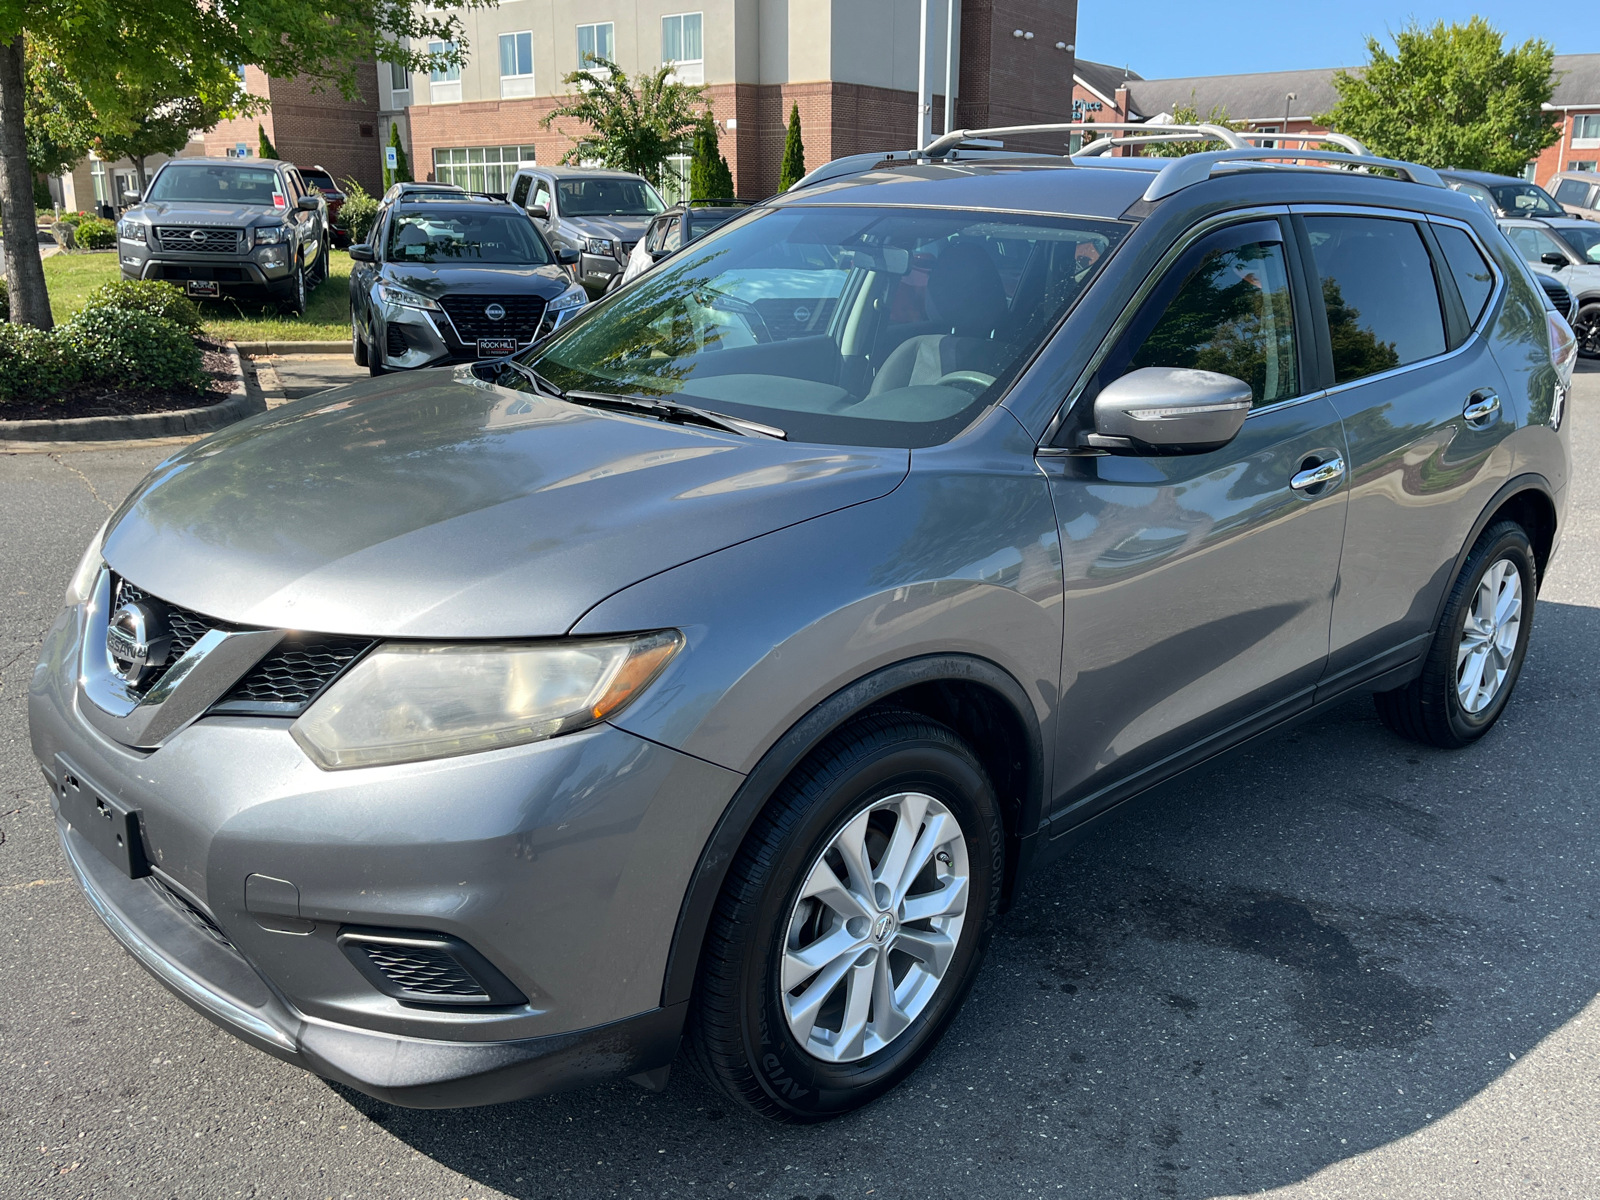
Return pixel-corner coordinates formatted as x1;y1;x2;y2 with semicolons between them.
1431;224;1496;326
1555;178;1595;207
510;175;531;207
1304;216;1447;384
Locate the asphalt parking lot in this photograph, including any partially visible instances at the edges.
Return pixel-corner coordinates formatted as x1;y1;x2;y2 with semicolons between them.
2;368;1598;1199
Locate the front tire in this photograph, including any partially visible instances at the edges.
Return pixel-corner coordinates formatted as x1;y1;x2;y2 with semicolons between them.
352;321;368;367
1374;520;1536;747
687;711;1003;1121
280;261;307;316
1572;301;1600;359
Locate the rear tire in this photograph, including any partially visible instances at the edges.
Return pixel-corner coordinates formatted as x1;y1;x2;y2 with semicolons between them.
1373;520;1536;748
686;710;1003;1122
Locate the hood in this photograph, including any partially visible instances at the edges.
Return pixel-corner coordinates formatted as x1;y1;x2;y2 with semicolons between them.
102;369;908;639
380;262;574;299
131;202;274;227
564;215;651;242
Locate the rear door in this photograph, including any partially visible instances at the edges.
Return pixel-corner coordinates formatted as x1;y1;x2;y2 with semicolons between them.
1303;210;1518;692
1046;215;1351;826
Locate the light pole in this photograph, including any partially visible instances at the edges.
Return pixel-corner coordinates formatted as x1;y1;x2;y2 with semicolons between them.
1283;92;1296;142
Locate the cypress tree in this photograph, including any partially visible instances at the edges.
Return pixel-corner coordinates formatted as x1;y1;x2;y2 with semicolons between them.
257;124;278;160
779;102;805;191
689;113;734;199
385;124;412;189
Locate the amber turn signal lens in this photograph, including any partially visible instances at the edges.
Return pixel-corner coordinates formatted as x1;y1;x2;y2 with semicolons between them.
591;631;683;720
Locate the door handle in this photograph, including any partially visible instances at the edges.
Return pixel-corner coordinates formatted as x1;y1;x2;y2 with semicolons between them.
1463;389;1501;427
1290;456;1345;492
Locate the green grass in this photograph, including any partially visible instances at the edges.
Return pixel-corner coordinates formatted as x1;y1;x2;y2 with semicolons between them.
42;249;352;342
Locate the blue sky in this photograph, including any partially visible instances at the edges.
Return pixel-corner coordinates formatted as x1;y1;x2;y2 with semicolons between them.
1076;3;1595;80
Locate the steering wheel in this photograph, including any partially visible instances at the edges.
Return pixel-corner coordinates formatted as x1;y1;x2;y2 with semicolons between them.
935;370;997;395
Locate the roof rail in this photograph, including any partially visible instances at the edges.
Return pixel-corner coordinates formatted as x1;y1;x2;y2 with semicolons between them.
1237;130;1370;156
1141;148;1445;201
1074;122;1249;156
919;122;1108;158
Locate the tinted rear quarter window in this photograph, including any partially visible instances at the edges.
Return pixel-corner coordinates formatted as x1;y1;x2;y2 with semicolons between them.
1305;216;1446;384
1431;224;1496;327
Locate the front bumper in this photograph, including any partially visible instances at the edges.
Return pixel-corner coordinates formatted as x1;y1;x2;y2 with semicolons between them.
121;243;294;295
29;602;742;1105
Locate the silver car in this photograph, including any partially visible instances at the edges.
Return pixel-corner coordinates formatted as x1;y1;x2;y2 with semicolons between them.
30;131;1573;1121
507;167;665;291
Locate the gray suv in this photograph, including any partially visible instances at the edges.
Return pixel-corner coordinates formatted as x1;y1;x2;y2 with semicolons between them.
507;167;664;290
30;129;1573;1122
115;158;329;313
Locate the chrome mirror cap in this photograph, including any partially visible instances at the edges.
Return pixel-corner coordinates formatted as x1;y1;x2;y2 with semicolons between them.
1089;366;1253;455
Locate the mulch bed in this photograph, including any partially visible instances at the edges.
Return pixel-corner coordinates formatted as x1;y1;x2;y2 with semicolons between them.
0;340;236;423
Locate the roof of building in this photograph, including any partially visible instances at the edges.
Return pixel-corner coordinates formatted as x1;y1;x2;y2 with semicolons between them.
1125;66;1347;124
1073;57;1143;106
1550;54;1600;107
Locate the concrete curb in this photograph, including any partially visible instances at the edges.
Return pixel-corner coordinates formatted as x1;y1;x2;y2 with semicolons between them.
0;343;264;444
234;340;352;355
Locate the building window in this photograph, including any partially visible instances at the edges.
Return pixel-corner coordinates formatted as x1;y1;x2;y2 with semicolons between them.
1573;113;1600;145
390;60;410;96
1256;124;1279;150
577;22;614;69
429;39;462;104
499;31;535;97
1570;161;1598;173
660;153;691;203
433;145;539;193
662;13;703;84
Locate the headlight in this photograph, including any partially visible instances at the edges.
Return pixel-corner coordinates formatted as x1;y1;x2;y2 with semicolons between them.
290;631;682;770
548;282;587;312
585;237;614;256
65;519;109;606
376;282;441;311
116;220;147;245
252;225;290;246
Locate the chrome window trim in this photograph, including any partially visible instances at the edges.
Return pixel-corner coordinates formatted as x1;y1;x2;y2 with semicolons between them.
1038;205;1291;446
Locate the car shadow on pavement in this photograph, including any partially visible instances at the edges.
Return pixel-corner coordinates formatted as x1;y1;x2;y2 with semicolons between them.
330;598;1600;1199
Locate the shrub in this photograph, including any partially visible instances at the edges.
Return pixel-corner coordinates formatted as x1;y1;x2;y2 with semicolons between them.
56;210;91;227
74;217;117;249
0;323;83;404
33;177;53;209
82;279;202;333
338;177;380;244
61;308;204;390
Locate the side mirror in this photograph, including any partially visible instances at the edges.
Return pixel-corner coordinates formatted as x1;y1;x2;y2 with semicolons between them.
348;244;376;262
1541;251;1569;268
296;194;320;211
120;189;141;204
528;204;549;220
1087;367;1252;455
555;246;580;265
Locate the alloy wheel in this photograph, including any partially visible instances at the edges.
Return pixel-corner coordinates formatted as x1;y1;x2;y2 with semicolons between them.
1456;558;1523;714
1573;305;1600;358
781;791;969;1063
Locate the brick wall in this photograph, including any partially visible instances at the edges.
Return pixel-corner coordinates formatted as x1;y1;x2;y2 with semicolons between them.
203;65;383;195
1532;112;1600;186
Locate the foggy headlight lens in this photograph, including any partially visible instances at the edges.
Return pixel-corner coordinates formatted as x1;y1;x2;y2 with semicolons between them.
585;237;614;256
290;631;682;770
252;225;290;246
375;282;440;311
548;282;587;312
65;519;108;606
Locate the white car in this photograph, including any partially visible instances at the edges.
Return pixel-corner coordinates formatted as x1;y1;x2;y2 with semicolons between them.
1499;216;1600;355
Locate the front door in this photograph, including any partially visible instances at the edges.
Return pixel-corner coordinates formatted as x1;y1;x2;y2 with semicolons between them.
1046;216;1350;828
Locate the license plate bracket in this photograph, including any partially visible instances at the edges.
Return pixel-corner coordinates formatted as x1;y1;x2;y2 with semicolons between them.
184;280;220;298
56;759;150;878
477;337;520;356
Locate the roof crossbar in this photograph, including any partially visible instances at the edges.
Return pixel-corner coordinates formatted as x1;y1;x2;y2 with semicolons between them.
919;122;1120;158
1236;130;1370;155
1142;148;1446;201
1072;122;1250;156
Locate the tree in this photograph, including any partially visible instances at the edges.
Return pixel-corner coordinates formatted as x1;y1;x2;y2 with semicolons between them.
541;57;705;189
95;84;238;194
384;122;412;190
1321;18;1559;176
257;123;278;160
779;103;806;190
1142;98;1247;157
688;112;733;199
1;2;487;328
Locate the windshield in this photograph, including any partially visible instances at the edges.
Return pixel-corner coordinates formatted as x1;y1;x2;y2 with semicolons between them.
1555;223;1600;264
557;178;665;217
525;205;1128;447
147;165;284;206
1490;183;1564;217
387;209;551;264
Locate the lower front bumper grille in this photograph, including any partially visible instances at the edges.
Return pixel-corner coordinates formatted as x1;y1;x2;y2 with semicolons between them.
437;294;548;343
337;928;527;1007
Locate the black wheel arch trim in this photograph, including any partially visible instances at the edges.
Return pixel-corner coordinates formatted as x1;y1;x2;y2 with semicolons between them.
1431;473;1556;636
659;653;1046;1009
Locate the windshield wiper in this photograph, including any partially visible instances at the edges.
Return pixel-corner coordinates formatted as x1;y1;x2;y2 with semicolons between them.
494;357;566;399
566;390;786;440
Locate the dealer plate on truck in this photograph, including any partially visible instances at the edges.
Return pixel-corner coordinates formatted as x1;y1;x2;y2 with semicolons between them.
185;281;220;298
477;337;519;356
56;757;150;878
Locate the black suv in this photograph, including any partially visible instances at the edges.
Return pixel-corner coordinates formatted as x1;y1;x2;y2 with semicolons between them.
115;158;329;313
612;198;753;289
347;194;588;373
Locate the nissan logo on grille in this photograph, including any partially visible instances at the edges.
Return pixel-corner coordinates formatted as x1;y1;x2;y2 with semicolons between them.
484;303;506;321
189;228;207;244
105;601;173;688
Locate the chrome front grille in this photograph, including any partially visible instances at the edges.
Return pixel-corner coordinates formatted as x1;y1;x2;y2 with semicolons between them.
155;226;242;254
